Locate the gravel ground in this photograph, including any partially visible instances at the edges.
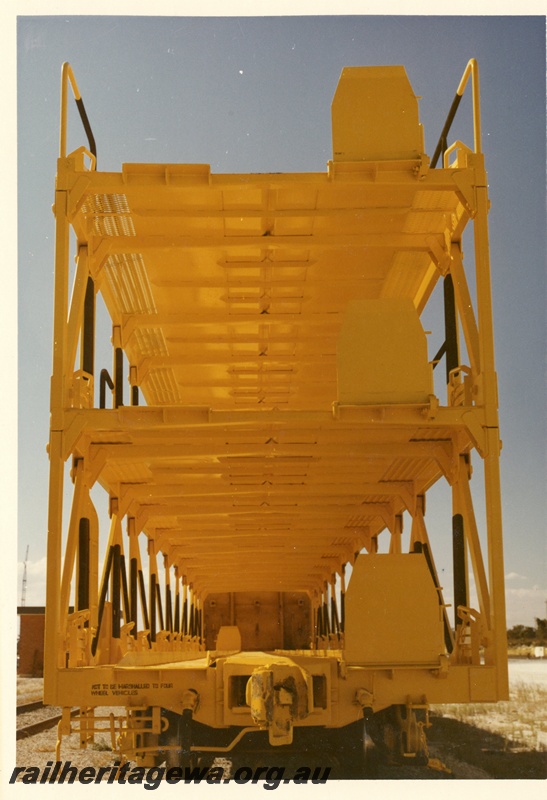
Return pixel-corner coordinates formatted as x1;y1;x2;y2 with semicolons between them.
16;677;43;704
17;705;61;730
16;705;125;775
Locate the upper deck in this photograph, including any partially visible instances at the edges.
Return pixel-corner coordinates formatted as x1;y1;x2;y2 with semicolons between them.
67;159;468;410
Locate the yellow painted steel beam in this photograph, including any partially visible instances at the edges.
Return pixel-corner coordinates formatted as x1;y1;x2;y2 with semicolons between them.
86;440;453;459
45;163;73;703
65;246;90;378
59;460;87;623
62;403;486;433
90;232;444;253
450;243;481;375
121;482;415;500
62;160;474;190
128;206;415;220
136;504;394;521
454;456;491;629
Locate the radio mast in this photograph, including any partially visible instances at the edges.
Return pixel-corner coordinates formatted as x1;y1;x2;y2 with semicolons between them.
21;545;29;607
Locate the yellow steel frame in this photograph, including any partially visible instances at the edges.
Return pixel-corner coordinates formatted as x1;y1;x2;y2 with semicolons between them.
44;60;508;760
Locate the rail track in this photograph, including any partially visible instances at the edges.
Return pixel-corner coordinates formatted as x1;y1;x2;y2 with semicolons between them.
16;700;45;715
16;702;78;740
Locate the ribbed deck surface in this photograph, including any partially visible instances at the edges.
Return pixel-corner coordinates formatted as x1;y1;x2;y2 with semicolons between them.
70;160;470;592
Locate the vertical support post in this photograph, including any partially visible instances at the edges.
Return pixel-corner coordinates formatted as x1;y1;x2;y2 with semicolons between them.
389;514;403;554
472;150;508;694
484;428;507;676
45;174;71;698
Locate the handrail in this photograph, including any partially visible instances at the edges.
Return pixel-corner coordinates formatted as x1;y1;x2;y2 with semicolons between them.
431;58;481;168
60;62;97;165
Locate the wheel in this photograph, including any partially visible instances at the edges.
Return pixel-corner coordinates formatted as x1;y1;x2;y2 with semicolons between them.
335;720;369;778
366;705;429;766
162;709;199;770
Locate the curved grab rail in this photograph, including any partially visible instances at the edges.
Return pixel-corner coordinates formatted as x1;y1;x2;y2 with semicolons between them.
431;58;481;168
99;368;114;409
60;62;97;165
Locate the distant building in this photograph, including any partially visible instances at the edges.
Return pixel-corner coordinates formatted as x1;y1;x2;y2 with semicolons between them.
17;606;45;677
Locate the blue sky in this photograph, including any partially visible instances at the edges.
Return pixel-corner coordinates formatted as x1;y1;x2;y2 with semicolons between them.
4;10;546;631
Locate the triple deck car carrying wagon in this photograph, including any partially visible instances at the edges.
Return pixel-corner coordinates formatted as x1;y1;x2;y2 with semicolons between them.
44;60;508;772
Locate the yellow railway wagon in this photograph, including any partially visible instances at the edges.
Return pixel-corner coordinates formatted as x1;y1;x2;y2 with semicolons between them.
44;60;508;774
